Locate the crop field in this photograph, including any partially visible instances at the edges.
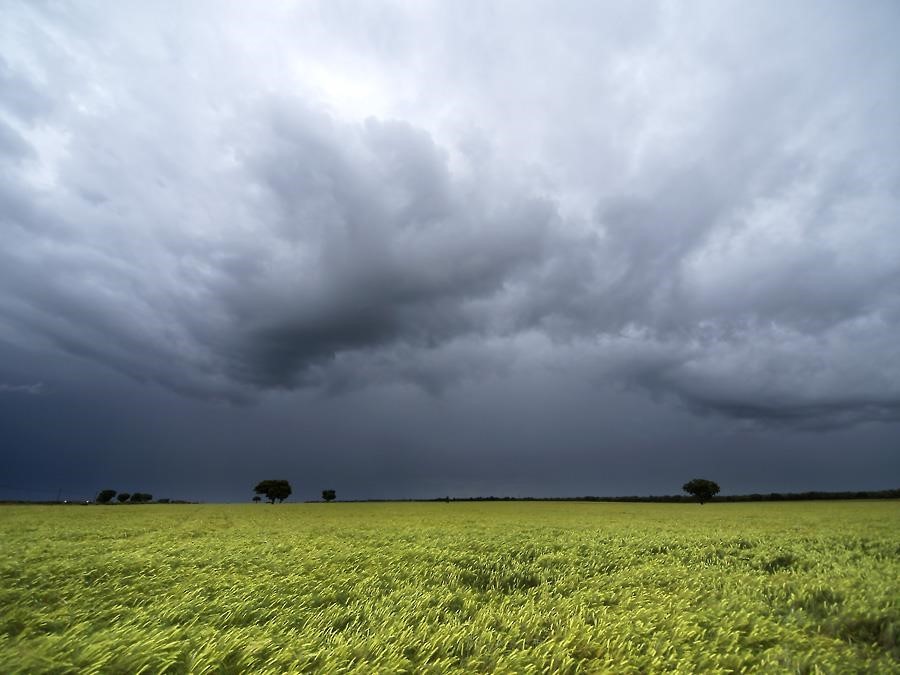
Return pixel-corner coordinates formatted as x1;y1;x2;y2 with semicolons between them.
1;501;898;673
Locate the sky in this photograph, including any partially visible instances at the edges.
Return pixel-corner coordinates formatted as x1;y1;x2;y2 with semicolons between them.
1;1;899;502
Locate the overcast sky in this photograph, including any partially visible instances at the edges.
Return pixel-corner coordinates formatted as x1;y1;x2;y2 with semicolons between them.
2;1;898;502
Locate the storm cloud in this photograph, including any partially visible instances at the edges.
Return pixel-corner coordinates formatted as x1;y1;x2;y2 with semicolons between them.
2;0;899;439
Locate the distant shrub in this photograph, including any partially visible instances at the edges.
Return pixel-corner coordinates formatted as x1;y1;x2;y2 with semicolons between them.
96;489;117;504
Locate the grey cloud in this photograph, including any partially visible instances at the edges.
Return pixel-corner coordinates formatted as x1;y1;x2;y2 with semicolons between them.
0;56;53;123
0;381;43;395
607;324;900;429
216;102;555;388
0;119;34;161
0;0;898;430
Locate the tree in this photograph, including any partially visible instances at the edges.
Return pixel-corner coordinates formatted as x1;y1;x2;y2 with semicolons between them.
252;496;261;503
254;480;292;504
96;489;117;504
682;478;720;505
130;492;152;503
322;489;336;502
117;493;131;503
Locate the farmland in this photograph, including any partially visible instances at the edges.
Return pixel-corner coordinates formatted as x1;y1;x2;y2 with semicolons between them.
1;501;897;673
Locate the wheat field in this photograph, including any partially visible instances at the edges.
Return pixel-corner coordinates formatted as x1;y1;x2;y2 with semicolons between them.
1;501;897;673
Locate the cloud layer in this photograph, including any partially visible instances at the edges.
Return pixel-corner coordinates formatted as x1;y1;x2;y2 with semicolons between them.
1;0;899;426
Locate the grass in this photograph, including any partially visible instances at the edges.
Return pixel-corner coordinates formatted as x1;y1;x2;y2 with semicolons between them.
0;501;898;673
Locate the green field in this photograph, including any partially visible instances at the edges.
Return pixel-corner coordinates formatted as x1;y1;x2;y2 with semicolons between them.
1;501;897;673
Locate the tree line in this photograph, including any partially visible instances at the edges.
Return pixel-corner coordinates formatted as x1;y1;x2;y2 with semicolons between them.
82;479;898;506
429;487;900;503
249;477;900;505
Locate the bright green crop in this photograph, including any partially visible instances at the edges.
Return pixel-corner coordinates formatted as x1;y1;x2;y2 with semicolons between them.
1;501;897;673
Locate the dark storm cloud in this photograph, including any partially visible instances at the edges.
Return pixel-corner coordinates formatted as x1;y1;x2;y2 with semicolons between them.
215;103;555;388
1;0;899;429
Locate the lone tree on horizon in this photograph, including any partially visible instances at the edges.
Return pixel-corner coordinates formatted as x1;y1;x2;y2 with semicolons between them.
322;489;336;502
252;495;261;503
683;478;720;505
254;480;292;504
